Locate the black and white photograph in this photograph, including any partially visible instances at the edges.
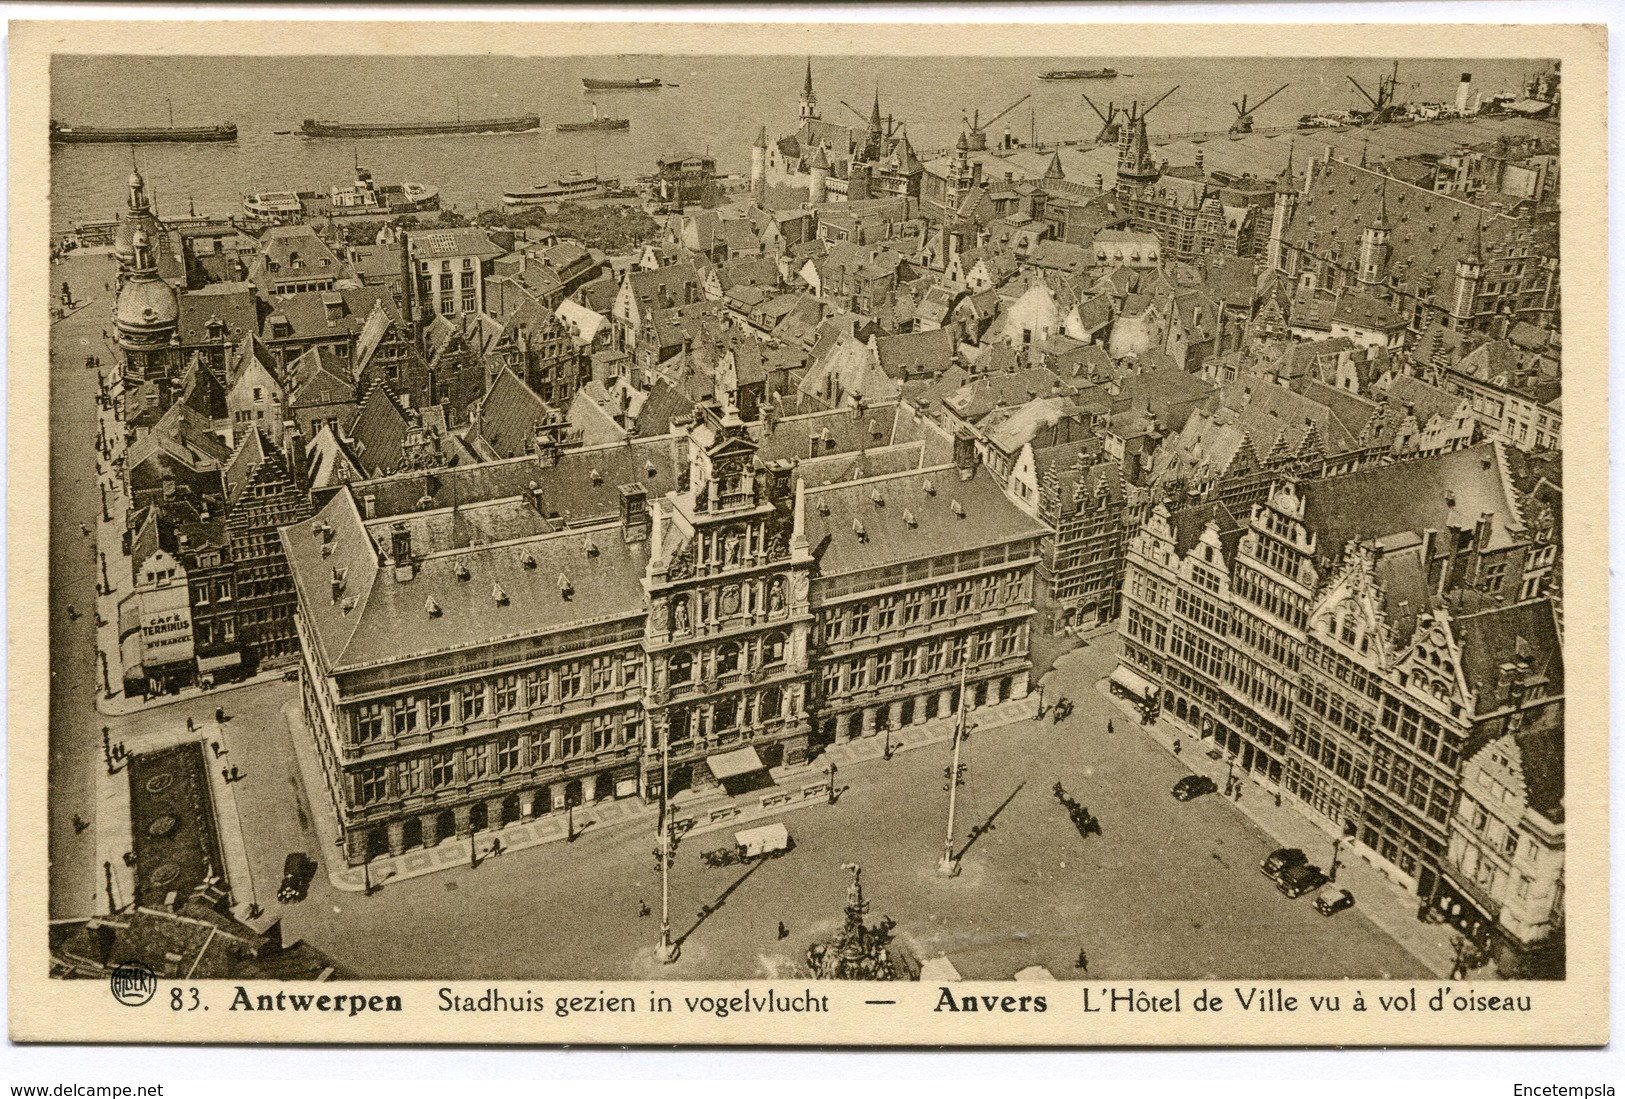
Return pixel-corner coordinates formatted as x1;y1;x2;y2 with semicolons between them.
10;16;1607;1049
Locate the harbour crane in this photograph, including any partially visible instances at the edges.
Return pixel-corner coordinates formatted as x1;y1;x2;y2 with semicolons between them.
1229;82;1290;134
1347;61;1407;124
958;93;1032;151
1080;93;1121;144
1120;85;1179;138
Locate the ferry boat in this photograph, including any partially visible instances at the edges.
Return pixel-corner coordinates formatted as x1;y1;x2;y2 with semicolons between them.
300;113;539;138
1038;69;1118;81
581;77;662;91
558;104;630;133
51;120;238;144
243;164;440;224
501;171;615;208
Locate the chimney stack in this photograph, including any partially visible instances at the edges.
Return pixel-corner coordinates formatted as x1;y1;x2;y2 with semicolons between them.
390;523;415;581
619;483;650;543
953;429;979;481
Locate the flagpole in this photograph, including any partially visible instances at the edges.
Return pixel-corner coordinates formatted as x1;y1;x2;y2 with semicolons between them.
937;664;969;877
655;717;679;963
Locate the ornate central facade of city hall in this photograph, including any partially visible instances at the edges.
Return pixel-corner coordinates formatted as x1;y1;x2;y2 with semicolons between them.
285;400;1046;864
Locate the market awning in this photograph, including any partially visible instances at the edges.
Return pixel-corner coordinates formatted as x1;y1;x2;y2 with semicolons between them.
197;651;243;673
1110;665;1156;700
707;746;767;781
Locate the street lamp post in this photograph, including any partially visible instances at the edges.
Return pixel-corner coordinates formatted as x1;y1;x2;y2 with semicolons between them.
1328;836;1343;883
938;667;969;878
825;761;838;804
655;722;679;964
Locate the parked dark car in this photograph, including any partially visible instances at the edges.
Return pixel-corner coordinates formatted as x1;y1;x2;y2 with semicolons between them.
1276;862;1328;899
278;853;318;903
1260;847;1307;879
1314;887;1356;916
1171;774;1218;801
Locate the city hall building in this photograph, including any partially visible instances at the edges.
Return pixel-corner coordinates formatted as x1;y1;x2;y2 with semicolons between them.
1115;441;1563;930
284;399;1046;864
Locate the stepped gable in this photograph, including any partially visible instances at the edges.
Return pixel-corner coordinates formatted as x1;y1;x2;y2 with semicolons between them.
470;366;555;461
346;382;412;477
1386;373;1467;429
1167;499;1246;559
1297;379;1384;445
802;464;1049;579
287;346;357;407
222;426;283;505
1223;376;1349;456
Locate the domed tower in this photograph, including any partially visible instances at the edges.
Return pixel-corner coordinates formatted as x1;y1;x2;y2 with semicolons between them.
113;160;160;275
799;57;819;122
114;229;180;381
1357;181;1392;288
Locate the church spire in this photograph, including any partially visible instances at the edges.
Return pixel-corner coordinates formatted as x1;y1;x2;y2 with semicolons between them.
798;57;819;121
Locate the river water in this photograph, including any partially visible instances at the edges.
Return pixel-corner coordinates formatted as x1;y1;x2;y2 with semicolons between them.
49;54;1546;232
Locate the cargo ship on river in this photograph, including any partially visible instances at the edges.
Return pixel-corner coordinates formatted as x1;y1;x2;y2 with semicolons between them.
581;76;662;91
1038;68;1119;81
51;120;238;144
558;104;630;133
300;113;540;139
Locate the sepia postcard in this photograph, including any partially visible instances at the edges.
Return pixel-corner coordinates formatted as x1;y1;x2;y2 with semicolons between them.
7;16;1608;1047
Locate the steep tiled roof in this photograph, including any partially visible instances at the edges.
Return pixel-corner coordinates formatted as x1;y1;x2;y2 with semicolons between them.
1454;597;1563;710
471;367;555;461
872;328;955;380
1285;158;1528;309
1302;441;1524;554
348;436;679;526
346;384;411;477
804;465;1048;578
177;283;261;347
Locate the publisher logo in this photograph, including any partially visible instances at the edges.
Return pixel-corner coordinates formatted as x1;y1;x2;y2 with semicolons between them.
109;960;157;1006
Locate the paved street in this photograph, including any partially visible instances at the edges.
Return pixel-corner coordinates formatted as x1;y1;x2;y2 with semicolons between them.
48;253;122;918
220;635;1426;981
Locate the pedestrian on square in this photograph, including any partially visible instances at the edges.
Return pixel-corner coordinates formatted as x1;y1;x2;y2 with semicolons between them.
490;838;503;857
221;767;230;784
67;604;78;621
73;814;89;834
1234;785;1243;803
1107;719;1114;736
777;921;789;940
187;716;194;732
1075;950;1089;972
637;899;650;918
123;851;135;867
216;706;226;724
229;764;241;783
1173;739;1182;756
